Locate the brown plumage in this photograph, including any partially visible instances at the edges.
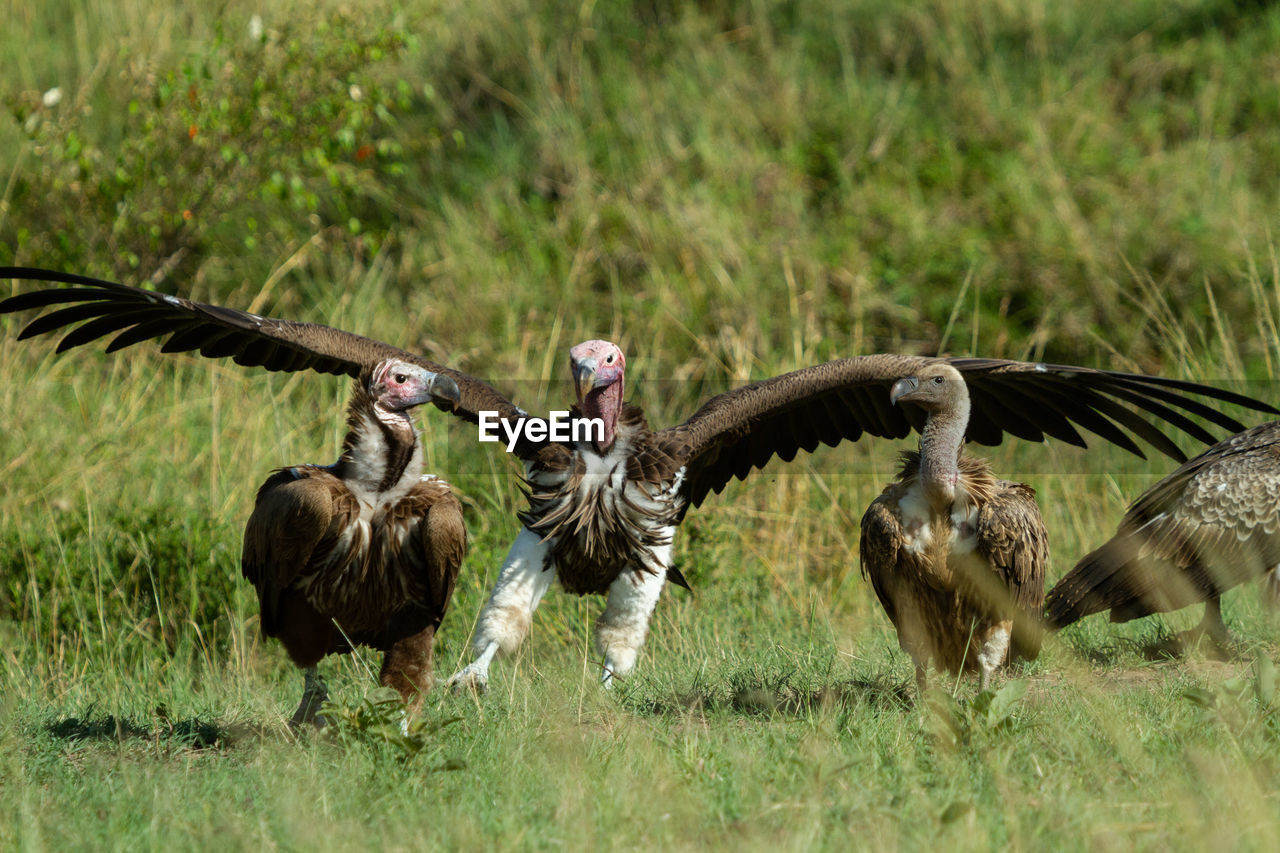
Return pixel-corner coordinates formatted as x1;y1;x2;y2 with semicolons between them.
242;366;466;725
2;266;1274;690
860;364;1048;691
1045;420;1280;651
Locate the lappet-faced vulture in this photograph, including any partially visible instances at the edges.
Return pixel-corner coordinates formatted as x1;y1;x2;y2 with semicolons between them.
2;266;1274;691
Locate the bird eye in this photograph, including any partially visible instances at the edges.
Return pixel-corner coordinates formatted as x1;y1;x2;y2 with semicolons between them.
606;354;615;364
932;376;944;384
395;373;408;384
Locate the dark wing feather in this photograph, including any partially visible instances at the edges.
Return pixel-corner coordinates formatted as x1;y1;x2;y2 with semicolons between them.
858;494;904;632
1045;420;1280;628
0;265;541;448
975;481;1049;659
241;470;341;637
654;355;1275;509
415;487;467;614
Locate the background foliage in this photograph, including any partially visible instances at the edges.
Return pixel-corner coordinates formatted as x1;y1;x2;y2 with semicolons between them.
3;0;1280;849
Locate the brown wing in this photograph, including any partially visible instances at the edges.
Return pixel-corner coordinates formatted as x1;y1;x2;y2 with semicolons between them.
653;354;1274;508
975;481;1049;659
241;468;351;636
0;265;534;441
1045;420;1280;628
859;488;906;632
395;479;467;617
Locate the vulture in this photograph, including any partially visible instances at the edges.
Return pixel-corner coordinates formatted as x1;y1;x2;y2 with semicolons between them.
1044;420;1280;653
244;360;466;725
2;266;1275;692
860;364;1047;692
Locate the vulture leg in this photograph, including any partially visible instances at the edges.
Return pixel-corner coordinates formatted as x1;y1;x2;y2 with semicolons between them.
914;663;928;697
1261;565;1280;610
1173;596;1234;659
596;555;670;687
289;666;329;728
380;626;435;712
446;527;555;692
975;622;1013;691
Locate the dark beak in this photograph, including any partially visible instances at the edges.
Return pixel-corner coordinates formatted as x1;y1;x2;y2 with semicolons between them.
428;373;461;411
573;359;598;402
889;376;918;406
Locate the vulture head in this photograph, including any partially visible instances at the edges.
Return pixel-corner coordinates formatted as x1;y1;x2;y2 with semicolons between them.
889;362;969;419
370;359;461;413
569;340;626;452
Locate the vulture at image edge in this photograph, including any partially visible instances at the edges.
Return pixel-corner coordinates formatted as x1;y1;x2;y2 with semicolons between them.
861;364;1048;692
1045;420;1280;654
1;266;1275;694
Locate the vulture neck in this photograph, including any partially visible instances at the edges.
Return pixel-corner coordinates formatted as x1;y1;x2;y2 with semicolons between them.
918;397;970;513
580;380;624;453
334;385;422;500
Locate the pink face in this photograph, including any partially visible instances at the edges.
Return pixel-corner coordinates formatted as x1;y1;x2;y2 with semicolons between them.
569;339;625;402
370;360;457;411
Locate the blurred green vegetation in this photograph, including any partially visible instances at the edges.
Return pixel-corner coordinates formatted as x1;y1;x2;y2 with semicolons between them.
4;0;1280;375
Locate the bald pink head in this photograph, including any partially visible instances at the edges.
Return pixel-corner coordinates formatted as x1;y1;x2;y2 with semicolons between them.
569;340;626;451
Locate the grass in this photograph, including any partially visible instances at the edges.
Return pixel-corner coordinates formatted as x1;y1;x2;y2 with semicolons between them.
4;0;1280;849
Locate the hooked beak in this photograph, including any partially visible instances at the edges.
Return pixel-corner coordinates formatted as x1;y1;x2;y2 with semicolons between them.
573;358;598;403
426;373;461;411
889;376;918;406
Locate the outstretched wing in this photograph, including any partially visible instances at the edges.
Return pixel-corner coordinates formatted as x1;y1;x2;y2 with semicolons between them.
651;354;1275;508
0;265;534;439
1044;419;1280;628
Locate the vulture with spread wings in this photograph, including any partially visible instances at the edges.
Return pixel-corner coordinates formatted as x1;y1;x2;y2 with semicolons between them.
2;266;1274;692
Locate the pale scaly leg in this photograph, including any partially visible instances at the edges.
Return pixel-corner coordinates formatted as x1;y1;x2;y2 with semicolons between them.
446;527;555;693
595;543;670;687
975;624;1011;692
289;666;329;728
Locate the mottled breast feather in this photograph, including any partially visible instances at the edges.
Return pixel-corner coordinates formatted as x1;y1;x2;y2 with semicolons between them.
519;405;683;595
859;451;1047;674
242;467;464;652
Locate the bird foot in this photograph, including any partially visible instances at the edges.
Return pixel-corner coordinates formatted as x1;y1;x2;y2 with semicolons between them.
1144;627;1236;661
288;667;329;728
288;712;328;731
444;662;490;694
444;642;498;694
1173;625;1236;661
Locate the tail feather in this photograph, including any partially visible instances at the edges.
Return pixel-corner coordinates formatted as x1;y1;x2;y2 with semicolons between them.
1043;537;1149;630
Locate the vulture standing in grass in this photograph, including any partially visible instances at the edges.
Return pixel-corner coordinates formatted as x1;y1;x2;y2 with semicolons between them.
860;364;1047;692
1;267;1275;692
1044;420;1280;653
242;359;466;726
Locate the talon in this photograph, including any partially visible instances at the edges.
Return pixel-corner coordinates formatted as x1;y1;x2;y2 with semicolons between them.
445;665;490;694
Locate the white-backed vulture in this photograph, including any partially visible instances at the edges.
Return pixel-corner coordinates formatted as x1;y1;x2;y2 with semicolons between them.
1;266;1274;691
860;364;1047;691
1044;420;1280;652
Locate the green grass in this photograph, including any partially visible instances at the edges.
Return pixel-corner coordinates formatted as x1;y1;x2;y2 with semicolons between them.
4;0;1280;849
